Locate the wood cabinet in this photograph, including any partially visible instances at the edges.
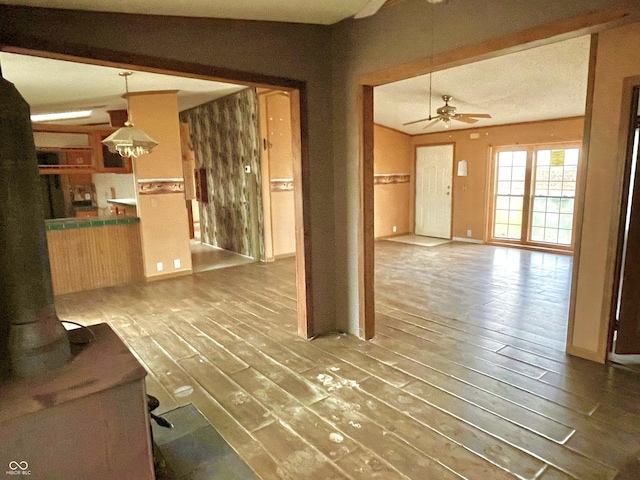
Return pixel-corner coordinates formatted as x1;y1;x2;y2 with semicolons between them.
66;149;93;166
33;124;132;175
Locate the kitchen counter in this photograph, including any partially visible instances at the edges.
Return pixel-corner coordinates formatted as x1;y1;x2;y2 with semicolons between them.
107;197;137;217
107;197;137;207
45;215;139;230
45;216;144;294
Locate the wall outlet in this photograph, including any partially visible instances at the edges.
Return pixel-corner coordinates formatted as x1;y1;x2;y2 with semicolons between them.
392;225;397;233
466;229;472;237
150;198;158;208
156;262;163;272
174;259;181;269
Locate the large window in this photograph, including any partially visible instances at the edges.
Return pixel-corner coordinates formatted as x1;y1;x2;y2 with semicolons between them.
490;145;580;250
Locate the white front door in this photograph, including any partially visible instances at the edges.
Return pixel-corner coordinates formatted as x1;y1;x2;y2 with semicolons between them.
415;145;453;239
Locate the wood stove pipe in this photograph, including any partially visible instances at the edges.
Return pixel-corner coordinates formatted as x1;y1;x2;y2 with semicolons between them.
0;75;71;378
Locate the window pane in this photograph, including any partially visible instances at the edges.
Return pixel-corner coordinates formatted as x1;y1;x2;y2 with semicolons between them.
550;166;564;180
562;182;576;196
545;213;560;228
510;196;523;210
535;182;548;196
513;151;527;167
498;167;512;180
496;196;510;210
508;224;522;239
498;181;511;194
532;212;546;227
560;198;574;213
512;166;526;181
498;152;513;167
564;166;577;181
537;150;550;166
565;149;579;166
558;229;572;245
559;213;573;229
509;210;522;225
547;198;560;213
533;197;547;212
536;167;550;181
544;228;559;243
511;181;525;195
494;223;509;238
495;210;509;224
531;227;544;241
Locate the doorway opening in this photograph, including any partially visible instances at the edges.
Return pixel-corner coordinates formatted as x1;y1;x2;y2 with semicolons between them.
609;82;640;362
2;47;313;338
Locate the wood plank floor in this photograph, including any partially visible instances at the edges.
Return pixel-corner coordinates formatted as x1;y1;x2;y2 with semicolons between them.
55;241;640;480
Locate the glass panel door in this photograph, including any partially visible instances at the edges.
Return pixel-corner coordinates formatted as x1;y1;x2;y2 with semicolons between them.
530;148;579;246
493;150;527;240
490;144;579;251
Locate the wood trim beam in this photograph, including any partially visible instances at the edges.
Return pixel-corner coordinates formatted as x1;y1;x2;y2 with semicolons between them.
566;34;599;360
1;44;305;91
290;88;314;338
360;85;375;339
359;2;640;86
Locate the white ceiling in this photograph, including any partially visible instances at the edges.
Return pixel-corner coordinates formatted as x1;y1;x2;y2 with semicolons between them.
375;35;591;134
0;0;376;25
0;52;247;125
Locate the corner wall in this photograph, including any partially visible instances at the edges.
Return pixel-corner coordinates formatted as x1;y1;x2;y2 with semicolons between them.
374;125;413;238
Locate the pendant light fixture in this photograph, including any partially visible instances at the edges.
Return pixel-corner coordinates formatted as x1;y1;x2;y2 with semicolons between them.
102;71;157;158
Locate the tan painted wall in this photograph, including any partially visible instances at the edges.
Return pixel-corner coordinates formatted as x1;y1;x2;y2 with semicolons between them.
374;125;413;238
410;117;585;241
128;92;193;279
571;23;640;361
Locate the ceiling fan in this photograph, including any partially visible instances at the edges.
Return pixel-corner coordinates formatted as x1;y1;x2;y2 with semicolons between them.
403;95;492;129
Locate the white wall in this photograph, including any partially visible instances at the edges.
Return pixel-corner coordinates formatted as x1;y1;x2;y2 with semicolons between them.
92;173;136;214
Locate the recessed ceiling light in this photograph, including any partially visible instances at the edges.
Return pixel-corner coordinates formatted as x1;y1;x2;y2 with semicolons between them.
30;110;92;122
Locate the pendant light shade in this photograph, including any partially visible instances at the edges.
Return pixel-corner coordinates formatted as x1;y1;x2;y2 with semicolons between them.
102;121;158;158
102;72;157;158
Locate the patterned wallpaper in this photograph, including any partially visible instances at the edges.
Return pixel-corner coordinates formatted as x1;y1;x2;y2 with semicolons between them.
180;88;264;259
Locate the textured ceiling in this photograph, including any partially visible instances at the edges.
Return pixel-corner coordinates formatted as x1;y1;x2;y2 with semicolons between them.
0;0;376;25
0;52;246;125
375;35;591;134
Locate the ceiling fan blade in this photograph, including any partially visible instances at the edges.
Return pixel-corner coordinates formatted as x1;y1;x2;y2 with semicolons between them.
458;113;492;119
354;0;388;19
403;116;432;126
423;118;442;129
454;116;479;124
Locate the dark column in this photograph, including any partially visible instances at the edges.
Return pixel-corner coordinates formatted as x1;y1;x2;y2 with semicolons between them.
0;76;70;378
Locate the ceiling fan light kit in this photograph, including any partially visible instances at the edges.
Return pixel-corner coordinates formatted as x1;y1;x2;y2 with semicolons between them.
403;95;492;130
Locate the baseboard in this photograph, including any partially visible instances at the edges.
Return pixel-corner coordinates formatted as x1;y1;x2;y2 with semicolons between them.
376;232;409;240
452;237;483;244
274;252;296;260
146;270;192;282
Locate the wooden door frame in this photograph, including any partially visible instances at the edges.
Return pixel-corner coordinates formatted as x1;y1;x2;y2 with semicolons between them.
606;76;640;354
413;143;455;239
358;5;639;342
1;44;315;339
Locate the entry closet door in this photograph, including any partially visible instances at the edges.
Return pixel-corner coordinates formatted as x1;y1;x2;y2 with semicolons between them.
415;145;453;239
